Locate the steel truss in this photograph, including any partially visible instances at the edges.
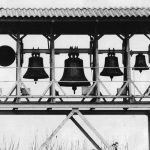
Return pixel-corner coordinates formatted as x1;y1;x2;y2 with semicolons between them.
1;33;150;150
39;109;112;150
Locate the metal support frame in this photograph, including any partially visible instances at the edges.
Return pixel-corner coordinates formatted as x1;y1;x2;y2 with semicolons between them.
139;85;150;102
126;36;132;101
90;35;103;102
43;34;60;103
16;34;21;102
39;109;75;150
50;37;55;102
112;80;143;102
116;35;134;103
39;109;112;150
7;34;29;103
2;102;150;109
2;33;150;150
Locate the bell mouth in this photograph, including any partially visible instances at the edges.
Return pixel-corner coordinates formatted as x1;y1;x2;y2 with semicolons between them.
132;67;149;73
59;81;91;94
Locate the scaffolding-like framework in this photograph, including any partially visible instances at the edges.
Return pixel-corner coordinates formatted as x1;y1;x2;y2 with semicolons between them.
0;7;150;150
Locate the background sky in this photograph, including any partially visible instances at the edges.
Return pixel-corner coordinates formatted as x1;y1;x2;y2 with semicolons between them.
0;0;150;8
0;1;149;150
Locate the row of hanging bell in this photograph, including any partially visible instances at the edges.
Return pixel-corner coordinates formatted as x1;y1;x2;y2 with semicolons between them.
23;51;149;93
23;52;90;93
100;52;149;80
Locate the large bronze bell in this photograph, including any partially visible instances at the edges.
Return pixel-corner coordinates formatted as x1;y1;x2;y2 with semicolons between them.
0;45;15;66
133;53;149;73
23;53;49;82
100;52;123;80
59;53;90;93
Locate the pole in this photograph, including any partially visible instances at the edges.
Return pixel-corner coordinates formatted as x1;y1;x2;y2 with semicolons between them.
16;34;21;102
126;37;132;98
93;36;100;102
49;38;55;102
123;36;131;103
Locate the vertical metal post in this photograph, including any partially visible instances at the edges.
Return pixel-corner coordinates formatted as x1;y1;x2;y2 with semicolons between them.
93;36;100;101
123;36;131;102
148;115;150;150
49;38;55;102
16;34;21;102
126;37;131;97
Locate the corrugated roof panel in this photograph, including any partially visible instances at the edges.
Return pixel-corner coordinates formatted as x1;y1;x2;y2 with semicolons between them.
0;8;150;18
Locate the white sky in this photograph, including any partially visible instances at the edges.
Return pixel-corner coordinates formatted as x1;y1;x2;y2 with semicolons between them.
0;0;149;150
0;0;150;8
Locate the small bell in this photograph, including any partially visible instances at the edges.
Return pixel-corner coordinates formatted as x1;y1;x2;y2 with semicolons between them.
23;53;49;83
100;52;123;80
133;53;149;73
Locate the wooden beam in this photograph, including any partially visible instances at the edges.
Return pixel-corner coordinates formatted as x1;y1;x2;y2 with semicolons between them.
92;35;101;102
144;34;150;41
122;38;129;103
0;110;147;115
39;109;76;150
76;110;112;150
126;37;132;101
49;37;55;102
0;102;150;109
23;48;149;55
1;95;150;98
71;117;102;150
16;34;21;103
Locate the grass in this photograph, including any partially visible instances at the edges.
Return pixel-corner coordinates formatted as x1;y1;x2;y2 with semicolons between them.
0;134;129;150
0;137;19;150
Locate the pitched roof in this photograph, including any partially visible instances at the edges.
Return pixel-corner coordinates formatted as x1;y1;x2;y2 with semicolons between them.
0;8;150;18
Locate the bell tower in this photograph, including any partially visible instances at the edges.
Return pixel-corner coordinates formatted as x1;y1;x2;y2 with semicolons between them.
0;7;150;150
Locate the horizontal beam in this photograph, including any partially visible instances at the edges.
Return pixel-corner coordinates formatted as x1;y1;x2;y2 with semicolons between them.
0;102;150;109
0;95;150;98
23;48;147;54
0;110;147;115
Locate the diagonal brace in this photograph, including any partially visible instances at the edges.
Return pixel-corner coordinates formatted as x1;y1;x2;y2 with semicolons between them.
139;85;150;102
71;116;102;150
5;83;17;102
76;110;112;150
98;77;111;95
39;109;77;150
81;82;97;102
38;82;52;102
112;81;129;102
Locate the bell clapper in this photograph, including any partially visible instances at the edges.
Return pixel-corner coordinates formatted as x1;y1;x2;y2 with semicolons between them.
34;78;38;84
110;76;113;81
72;86;77;94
